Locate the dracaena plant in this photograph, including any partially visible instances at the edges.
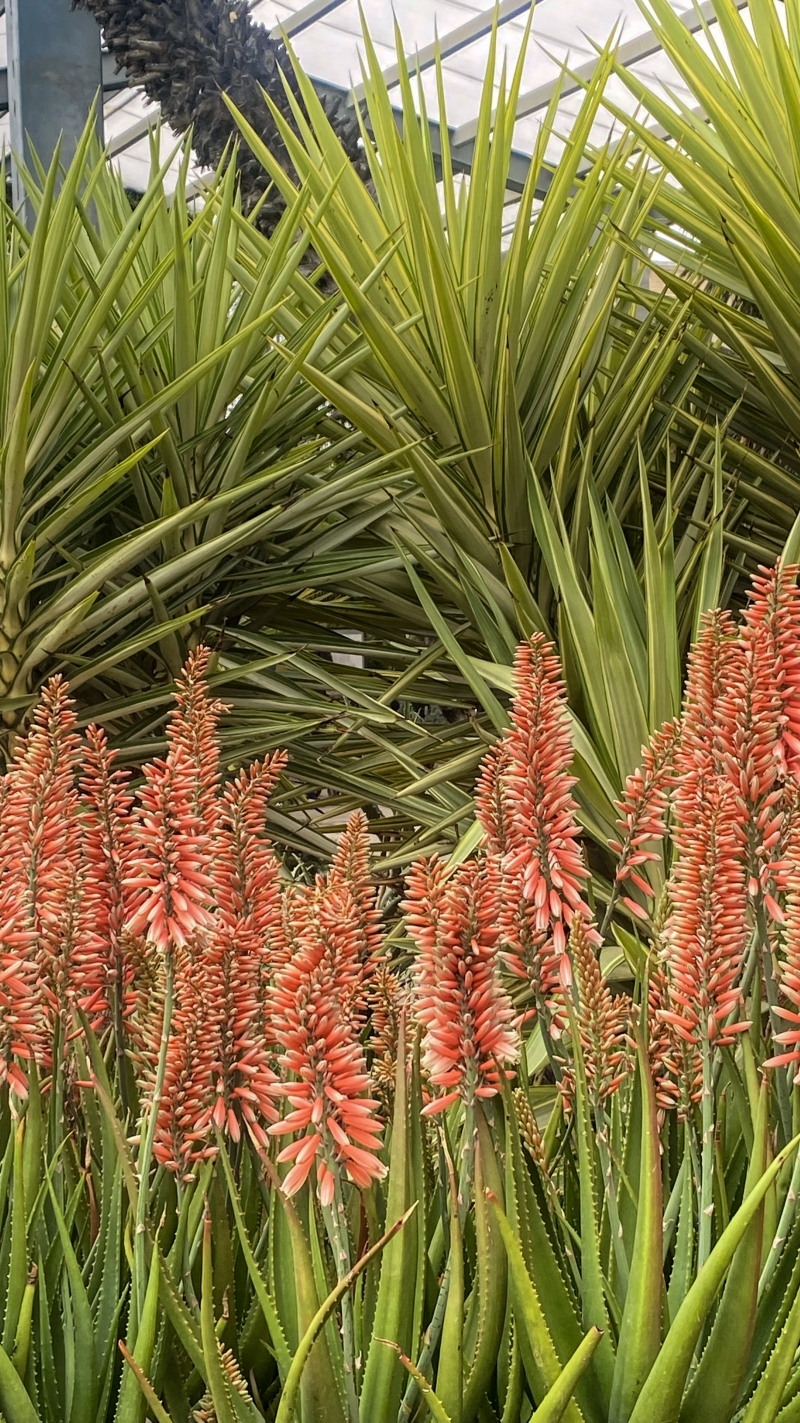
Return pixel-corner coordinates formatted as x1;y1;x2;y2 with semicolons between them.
4;569;800;1422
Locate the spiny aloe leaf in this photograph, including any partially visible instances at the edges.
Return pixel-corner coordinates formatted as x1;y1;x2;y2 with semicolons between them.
114;1244;160;1423
117;1343;175;1423
609;1036;663;1422
489;1194;584;1423
742;1270;800;1423
629;1133;800;1423
463;1111;509;1421
681;1079;770;1423
531;1328;604;1423
380;1339;453;1423
274;1204;417;1423
0;1339;39;1423
436;1151;465;1423
360;1014;419;1418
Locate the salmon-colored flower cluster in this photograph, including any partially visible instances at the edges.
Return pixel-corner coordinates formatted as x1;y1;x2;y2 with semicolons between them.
269;843;386;1203
611;719;680;921
564;918;632;1104
0;652;388;1205
475;635;595;1005
406;856;518;1114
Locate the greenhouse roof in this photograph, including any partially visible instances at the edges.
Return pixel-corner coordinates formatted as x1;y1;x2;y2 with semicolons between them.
0;0;756;196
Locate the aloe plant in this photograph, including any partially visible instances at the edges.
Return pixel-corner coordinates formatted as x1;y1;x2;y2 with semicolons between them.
0;554;799;1421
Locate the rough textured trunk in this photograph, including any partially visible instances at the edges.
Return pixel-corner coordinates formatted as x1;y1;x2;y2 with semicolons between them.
73;0;367;229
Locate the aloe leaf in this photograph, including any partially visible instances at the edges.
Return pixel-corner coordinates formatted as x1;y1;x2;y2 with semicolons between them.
437;1152;465;1423
117;1343;175;1423
609;1039;663;1421
380;1339;453;1423
742;1271;800;1423
361;1014;420;1418
531;1329;603;1423
1;1124;27;1356
681;1080;770;1423
629;1134;800;1423
200;1211;256;1423
216;1142;292;1382
115;1244;160;1423
45;1169;99;1423
667;1140;695;1325
274;1204;416;1423
489;1195;584;1423
9;1266;35;1383
463;1114;509;1421
0;1341;39;1423
573;1031;616;1407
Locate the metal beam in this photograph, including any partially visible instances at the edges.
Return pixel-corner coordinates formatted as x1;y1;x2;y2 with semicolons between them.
351;0;534;103
0;49;126;114
269;0;349;40
107;114;158;158
6;0;103;209
453;0;745;145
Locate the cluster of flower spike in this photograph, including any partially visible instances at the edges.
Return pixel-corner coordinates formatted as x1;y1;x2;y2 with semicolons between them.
620;562;800;1106
7;556;800;1180
0;650;387;1201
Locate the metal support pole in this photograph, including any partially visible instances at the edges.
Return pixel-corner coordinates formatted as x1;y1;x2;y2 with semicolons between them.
6;0;103;211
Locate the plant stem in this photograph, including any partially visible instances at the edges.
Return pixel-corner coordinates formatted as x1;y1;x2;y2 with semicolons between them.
757;901;793;1145
323;1167;359;1423
594;1100;629;1293
114;952;131;1119
134;951;174;1326
698;1039;715;1271
398;1261;451;1423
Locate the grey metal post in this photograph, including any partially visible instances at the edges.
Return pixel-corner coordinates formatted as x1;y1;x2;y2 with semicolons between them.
6;0;103;211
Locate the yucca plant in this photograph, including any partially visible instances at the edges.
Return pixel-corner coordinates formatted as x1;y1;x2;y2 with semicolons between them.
212;14;771;843
2;119;516;858
603;0;800;566
1;555;800;1421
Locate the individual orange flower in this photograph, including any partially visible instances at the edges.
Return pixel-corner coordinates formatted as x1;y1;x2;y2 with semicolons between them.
407;857;518;1115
